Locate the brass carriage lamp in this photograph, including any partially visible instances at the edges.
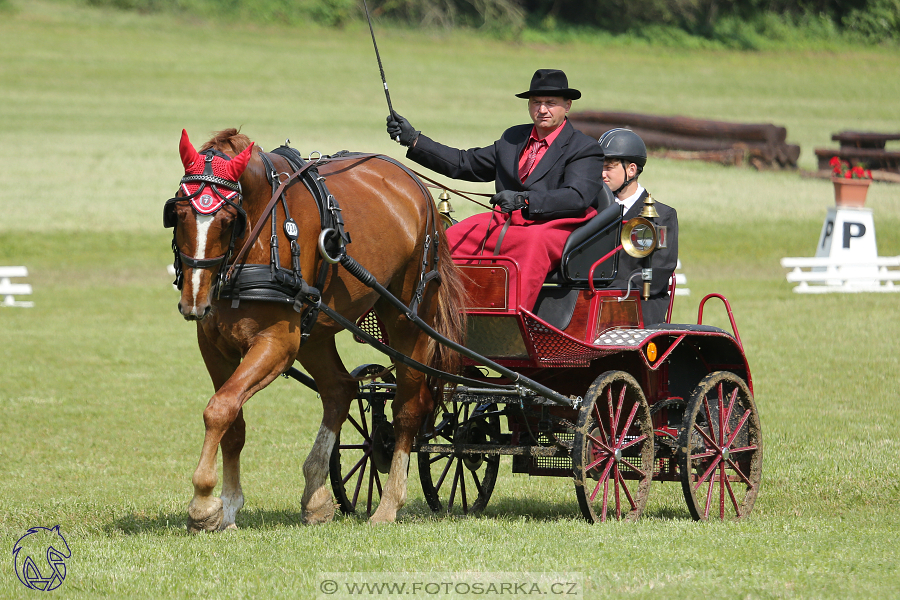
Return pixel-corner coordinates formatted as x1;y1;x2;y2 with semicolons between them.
621;194;661;300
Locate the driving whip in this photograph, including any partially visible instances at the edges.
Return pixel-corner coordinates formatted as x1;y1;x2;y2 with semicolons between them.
362;0;399;141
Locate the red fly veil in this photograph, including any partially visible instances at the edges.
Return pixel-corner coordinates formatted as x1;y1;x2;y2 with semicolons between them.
179;129;254;214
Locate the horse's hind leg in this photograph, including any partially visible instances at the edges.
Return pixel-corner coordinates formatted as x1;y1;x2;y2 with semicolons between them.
297;337;357;524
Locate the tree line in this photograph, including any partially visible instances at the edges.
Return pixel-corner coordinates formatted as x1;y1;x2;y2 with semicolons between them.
83;0;900;43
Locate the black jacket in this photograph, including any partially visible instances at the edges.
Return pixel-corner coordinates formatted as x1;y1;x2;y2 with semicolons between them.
406;120;608;220
614;190;679;326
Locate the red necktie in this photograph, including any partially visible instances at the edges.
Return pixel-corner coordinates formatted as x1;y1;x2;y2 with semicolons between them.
519;139;546;182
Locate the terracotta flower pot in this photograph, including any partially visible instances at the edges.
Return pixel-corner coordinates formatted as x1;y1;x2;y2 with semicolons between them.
832;177;871;208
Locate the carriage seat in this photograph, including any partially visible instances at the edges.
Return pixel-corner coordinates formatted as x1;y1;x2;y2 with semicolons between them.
544;198;622;286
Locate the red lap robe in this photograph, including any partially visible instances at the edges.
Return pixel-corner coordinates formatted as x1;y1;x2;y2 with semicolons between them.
445;208;597;310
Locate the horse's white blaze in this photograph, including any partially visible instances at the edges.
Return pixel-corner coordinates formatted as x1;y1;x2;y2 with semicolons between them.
190;214;214;311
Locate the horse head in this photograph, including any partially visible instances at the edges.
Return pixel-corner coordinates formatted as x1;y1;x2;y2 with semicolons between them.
164;129;254;320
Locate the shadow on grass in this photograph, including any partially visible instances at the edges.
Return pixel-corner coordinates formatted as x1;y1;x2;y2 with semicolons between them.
106;499;695;534
106;508;307;535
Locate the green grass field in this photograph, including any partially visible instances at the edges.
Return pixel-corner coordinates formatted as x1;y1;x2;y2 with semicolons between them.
2;1;900;598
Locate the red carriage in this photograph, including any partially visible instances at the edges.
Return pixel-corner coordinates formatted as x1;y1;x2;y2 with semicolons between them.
165;130;761;530
330;199;763;522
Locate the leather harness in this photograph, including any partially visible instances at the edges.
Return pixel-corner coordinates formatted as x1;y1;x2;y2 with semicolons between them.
167;147;442;347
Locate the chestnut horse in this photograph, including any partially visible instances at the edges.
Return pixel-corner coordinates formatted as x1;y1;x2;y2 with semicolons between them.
165;129;466;530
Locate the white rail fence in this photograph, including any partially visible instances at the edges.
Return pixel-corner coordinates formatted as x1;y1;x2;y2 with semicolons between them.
780;256;900;293
0;266;34;307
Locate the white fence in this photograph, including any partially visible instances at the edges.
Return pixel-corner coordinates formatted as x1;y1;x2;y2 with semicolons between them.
780;256;900;293
0;266;34;307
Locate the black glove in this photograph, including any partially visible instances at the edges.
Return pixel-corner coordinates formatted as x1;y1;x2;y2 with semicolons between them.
386;112;420;147
490;190;528;214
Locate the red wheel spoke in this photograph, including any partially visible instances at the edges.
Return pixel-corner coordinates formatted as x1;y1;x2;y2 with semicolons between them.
350;455;368;508
343;448;372;484
587;432;615;455
618;433;648;452
723;468;742;516
725;458;754;486
619;459;647;477
586;453;611;474
719;462;727;519
703;468;716;519
702;396;717;443
601;475;611;521
693;455;722;491
448;460;461;511
357;398;370;436
590;459;615;502
435;456;453;491
593;397;611;446
694;422;718;448
612;384;626;436
613;465;623;519
723;385;739;428
728;444;758;455
346;414;367;438
617;401;641;447
725;410;752;448
717;384;726;447
617;466;638;510
460;464;469;514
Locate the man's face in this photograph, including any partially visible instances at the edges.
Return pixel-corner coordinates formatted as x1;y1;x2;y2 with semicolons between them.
528;96;571;137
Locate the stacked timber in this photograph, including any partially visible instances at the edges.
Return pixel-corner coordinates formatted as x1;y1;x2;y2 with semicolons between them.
570;111;800;170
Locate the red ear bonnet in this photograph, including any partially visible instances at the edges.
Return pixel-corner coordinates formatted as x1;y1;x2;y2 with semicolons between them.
177;129;253;215
179;129;201;172
225;142;254;182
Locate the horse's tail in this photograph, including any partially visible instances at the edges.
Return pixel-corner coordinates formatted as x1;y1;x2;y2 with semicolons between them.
427;226;468;406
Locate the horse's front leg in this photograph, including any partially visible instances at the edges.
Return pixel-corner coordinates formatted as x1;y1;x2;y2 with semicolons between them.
188;335;296;533
298;338;357;524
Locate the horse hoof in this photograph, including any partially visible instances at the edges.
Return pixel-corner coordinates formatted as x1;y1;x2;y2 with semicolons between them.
187;496;224;533
368;509;397;525
302;501;336;525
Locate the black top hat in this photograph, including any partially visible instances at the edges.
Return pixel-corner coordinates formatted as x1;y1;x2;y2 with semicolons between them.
515;69;581;100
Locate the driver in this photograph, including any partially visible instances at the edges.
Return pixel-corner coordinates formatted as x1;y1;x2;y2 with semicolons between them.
601;129;678;326
386;69;607;310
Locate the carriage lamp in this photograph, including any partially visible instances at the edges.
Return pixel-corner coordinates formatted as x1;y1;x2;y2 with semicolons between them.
621;217;658;259
645;342;658;362
437;191;455;229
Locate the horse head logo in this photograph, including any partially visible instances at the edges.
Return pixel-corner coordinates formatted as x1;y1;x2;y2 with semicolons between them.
12;525;71;591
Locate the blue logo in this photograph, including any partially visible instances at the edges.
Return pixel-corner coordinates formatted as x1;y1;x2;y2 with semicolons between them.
12;526;70;591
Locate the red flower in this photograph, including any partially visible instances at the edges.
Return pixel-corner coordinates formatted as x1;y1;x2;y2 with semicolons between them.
830;156;873;180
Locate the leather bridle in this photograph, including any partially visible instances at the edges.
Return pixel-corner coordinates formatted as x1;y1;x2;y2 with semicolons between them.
163;151;248;290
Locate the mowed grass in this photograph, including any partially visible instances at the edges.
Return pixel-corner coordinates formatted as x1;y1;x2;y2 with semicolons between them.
2;1;900;598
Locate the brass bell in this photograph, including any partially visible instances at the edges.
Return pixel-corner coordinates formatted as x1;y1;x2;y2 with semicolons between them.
639;193;659;219
437;190;454;215
437;190;455;230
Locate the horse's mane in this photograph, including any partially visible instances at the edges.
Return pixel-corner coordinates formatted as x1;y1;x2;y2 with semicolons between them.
200;128;253;155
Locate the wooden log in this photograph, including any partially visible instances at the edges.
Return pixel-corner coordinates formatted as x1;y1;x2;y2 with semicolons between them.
571;111;787;144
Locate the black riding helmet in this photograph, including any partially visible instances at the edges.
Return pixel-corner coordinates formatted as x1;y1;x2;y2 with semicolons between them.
598;128;647;195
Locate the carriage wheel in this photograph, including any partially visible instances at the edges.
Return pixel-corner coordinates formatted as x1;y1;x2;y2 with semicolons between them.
573;371;654;523
417;401;501;515
329;364;395;517
678;371;763;521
